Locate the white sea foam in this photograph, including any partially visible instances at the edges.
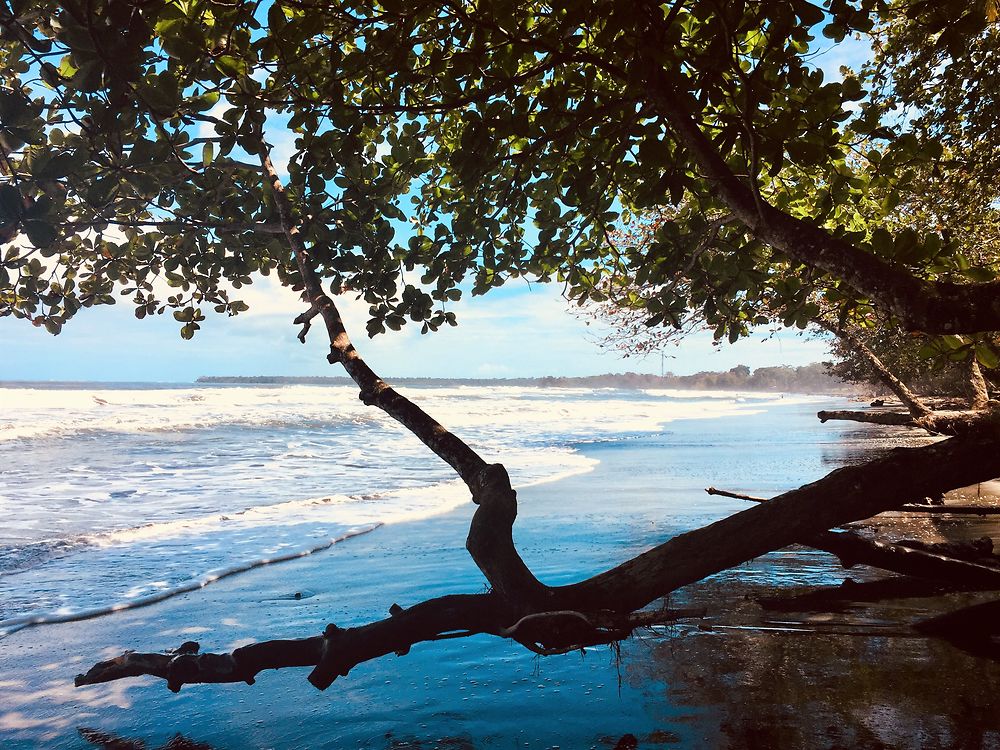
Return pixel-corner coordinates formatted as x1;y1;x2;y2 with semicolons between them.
0;524;382;638
0;382;811;634
0;385;382;442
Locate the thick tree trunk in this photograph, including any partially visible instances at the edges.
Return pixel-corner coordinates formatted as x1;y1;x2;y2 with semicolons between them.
645;71;1000;335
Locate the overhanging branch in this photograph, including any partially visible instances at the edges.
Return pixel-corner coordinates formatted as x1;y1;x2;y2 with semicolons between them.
649;81;1000;335
257;140;546;611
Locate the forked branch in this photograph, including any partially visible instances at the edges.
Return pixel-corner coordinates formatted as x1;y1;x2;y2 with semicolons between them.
74;136;1000;697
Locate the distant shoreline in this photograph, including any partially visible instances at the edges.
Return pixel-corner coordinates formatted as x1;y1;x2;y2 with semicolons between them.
0;364;855;395
197;365;852;395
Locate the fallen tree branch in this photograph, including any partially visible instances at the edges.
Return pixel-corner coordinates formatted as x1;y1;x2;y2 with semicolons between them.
707;487;1000;515
75;595;703;690
702;488;1000;588
896;504;1000;515
74;135;1000;696
817;409;916;427
758;576;978;612
817;406;1000;436
915;599;1000;660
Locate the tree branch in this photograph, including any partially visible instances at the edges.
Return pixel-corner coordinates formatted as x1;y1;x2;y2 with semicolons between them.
553;429;1000;612
817;405;1000;435
60;220;288;235
817;409;917;427
257;139;547;628
816;319;931;418
75;595;702;691
704;488;1000;587
76;427;1000;692
649;82;1000;335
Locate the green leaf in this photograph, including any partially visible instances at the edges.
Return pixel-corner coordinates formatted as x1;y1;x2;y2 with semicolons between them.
191;91;221;111
23;220;58;248
976;345;1000;370
34;151;80;180
215;56;248;78
0;184;24;222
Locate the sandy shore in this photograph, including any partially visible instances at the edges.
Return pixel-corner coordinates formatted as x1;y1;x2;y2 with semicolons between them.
4;402;1000;749
0;436;714;750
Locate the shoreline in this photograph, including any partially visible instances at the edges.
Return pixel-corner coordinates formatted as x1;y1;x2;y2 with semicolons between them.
3;399;1000;747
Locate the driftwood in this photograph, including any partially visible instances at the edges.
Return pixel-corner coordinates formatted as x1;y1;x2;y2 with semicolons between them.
704;487;1000;587
74;139;1000;694
817;404;1000;436
758;576;976;612
895;505;1000;515
707;486;1000;516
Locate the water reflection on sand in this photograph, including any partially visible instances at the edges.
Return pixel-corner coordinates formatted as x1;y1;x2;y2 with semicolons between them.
629;610;1000;749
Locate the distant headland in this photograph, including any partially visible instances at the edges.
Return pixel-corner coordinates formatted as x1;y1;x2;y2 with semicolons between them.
197;363;850;394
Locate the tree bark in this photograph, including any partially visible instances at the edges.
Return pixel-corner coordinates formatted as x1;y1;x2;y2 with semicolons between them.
817;406;1000;436
258;144;547;611
703;488;1000;588
645;74;1000;335
969;356;991;410
817;409;917;427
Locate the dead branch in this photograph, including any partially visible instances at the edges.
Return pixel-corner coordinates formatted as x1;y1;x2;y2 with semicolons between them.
76;595;703;691
817;405;1000;436
704;488;1000;587
759;577;978;612
707;487;1000;515
896;504;1000;515
73;135;1000;697
817;409;917;427
915;599;1000;661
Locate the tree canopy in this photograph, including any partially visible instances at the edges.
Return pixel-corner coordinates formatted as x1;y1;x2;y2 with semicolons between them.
2;0;999;343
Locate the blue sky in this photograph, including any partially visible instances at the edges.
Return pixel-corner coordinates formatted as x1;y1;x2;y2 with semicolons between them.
0;30;870;383
1;277;828;382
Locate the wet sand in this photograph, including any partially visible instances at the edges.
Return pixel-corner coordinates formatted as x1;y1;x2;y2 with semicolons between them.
3;401;1000;749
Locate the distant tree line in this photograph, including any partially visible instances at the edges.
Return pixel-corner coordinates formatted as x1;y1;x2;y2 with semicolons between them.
198;364;847;394
535;363;846;393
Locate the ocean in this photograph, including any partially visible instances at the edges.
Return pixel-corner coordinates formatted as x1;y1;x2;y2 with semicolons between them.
0;382;839;639
9;382;1000;750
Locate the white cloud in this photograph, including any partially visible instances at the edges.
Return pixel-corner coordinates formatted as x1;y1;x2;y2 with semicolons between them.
0;277;833;382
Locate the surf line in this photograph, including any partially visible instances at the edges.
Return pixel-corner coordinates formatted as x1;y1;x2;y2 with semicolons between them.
0;523;383;639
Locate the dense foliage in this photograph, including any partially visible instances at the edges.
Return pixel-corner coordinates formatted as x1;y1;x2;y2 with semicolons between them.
0;0;998;358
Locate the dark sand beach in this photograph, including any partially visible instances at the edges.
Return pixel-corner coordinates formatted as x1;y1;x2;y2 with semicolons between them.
3;400;1000;749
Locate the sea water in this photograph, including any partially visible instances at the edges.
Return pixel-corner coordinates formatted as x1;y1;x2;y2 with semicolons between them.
0;382;830;637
